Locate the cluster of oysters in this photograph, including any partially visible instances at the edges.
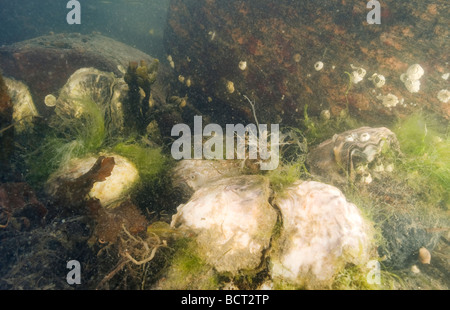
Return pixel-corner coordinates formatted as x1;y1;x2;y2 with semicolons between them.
169;126;402;288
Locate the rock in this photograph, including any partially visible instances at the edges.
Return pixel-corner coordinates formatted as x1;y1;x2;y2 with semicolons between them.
377;207;440;269
164;0;450;125
271;180;374;288
170;175;277;274
0;182;48;230
89;199;148;244
0;33;157;116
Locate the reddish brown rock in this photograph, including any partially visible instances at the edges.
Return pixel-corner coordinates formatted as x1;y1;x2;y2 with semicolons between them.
164;0;449;126
0;33;156;116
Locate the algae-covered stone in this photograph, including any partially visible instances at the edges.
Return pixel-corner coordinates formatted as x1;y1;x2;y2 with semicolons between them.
171;175;277;274
271;180;374;288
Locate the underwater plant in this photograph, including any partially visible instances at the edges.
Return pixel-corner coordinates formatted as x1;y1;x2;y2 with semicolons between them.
393;112;449;207
25;95;107;187
299;103;362;147
156;237;220;290
123;59;159;135
112;140;168;184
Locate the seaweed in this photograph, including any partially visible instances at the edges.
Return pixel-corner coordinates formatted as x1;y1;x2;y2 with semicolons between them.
393;112;450;207
300;103;362;147
112;140;168;184
156;237;219;290
25;96;107;188
123;59;159;135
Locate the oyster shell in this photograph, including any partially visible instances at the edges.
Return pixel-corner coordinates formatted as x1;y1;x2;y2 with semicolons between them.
307;127;401;183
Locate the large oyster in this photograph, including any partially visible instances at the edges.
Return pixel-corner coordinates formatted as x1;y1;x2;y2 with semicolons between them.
307;127;401;183
171;159;243;201
4;77;39;134
271;181;373;287
271;180;374;288
46;153;139;208
50;67;128;135
170;175;277;274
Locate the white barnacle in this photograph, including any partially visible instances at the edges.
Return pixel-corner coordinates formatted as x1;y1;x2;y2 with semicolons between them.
404;78;421;93
320;109;331;121
239;61;247;71
361;172;373;184
405;64;424;81
314;61;324;71
385;163;394;172
401;64;424;92
437;89;450;103
368;73;385;88
345;134;356;142
359;132;371;142
350;64;366;84
377;93;399;108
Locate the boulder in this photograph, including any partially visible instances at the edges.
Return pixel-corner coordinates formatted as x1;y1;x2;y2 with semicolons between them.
164;0;449;126
0;33;158;116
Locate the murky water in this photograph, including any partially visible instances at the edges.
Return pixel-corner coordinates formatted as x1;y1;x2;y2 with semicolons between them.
0;0;448;291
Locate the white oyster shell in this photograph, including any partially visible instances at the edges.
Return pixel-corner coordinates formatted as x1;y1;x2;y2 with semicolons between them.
4;77;39;134
171;175;277;274
271;181;374;288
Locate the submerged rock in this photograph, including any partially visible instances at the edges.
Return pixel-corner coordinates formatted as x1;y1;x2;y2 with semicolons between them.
170;175;277;274
0;33;156;116
271;180;374;288
165;0;450;125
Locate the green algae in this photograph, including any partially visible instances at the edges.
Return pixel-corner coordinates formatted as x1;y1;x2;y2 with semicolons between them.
25;96;107;187
112;140;168;183
157;237;220;290
393;112;449;207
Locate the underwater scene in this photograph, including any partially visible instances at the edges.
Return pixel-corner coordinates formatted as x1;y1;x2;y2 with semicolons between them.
0;0;449;291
